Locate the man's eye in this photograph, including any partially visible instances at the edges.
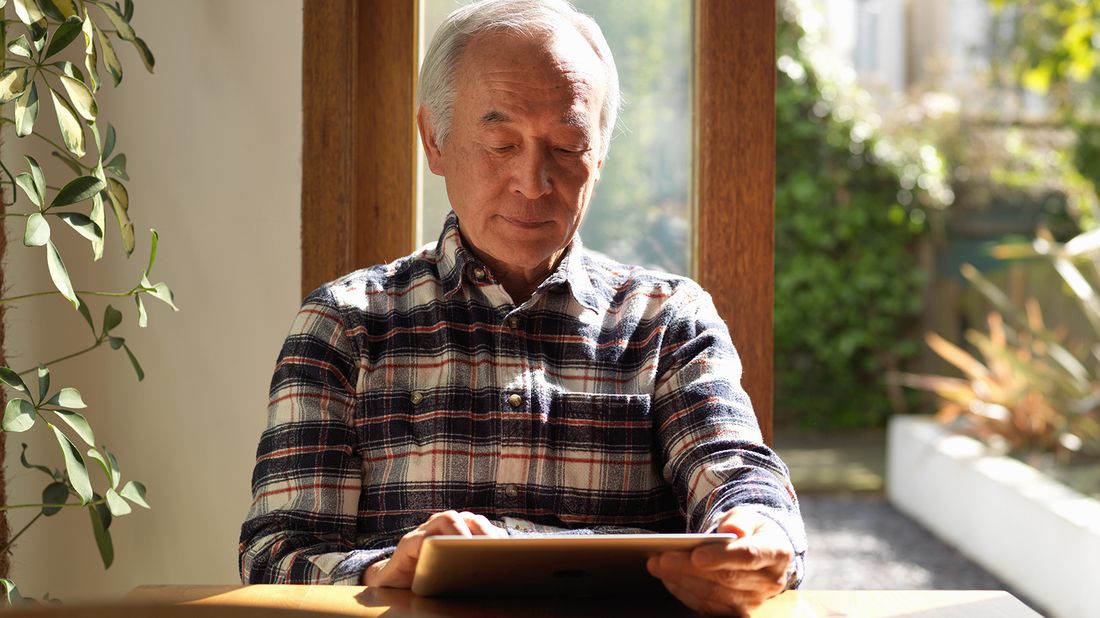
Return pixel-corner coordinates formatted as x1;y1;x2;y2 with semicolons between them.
489;145;516;154
555;147;587;156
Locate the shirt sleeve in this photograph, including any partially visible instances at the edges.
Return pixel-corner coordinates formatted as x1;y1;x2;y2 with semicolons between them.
239;287;388;584
652;289;807;588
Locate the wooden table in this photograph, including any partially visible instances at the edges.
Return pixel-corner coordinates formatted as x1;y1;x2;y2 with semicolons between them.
5;585;1043;617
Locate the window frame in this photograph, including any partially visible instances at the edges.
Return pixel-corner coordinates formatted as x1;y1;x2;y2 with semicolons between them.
301;0;776;442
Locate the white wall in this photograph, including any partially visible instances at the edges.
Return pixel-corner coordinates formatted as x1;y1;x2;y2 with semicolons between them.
2;0;302;600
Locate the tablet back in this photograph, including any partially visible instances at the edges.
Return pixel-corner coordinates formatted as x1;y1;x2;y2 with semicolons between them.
411;534;736;597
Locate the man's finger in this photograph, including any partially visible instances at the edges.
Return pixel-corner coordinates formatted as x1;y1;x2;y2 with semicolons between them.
426;510;475;537
692;539;792;575
465;513;506;537
651;551;785;593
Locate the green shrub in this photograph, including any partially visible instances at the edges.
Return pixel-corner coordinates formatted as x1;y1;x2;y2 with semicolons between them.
774;8;931;428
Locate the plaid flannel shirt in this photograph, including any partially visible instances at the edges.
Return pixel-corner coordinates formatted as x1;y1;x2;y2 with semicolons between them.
240;212;806;585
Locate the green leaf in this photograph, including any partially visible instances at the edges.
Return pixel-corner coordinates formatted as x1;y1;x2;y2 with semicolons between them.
92;21;121;86
23;212;50;247
87;503;114;568
50;0;78;18
15;173;41;207
42;481;70;516
36;365;50;401
82;10;100;92
54;60;86;84
144;229;159;276
3;398;36;433
1;579;24;606
45;16;83;59
132;37;154;72
57;212;102;246
103;304;122;334
105;153;127;180
52;175;105;208
59;73;96;120
119;480;148;508
14;82;40;137
105;488;131;516
46;240;79;309
49;87;85;157
103;124;116;161
13;0;45;27
97;3;135;41
52;409;94;446
105;449;121;487
31;22;48;51
19;442;57;479
123;0;133;21
0;367;30;394
38;0;65;20
90;193;106;261
87;447;118;488
7;35;33;58
50;423;92;503
135;294;147;327
108;335;124;350
26;155;45;202
0;68;29;103
46;386;86;409
106;179;133;255
122;343;144;381
52;151;84;176
75;294;95;332
141;274;178;310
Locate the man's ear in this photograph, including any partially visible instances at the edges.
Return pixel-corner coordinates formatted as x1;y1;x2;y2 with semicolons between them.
417;106;446;176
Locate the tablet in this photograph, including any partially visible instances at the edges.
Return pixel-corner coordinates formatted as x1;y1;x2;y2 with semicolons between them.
411;533;739;597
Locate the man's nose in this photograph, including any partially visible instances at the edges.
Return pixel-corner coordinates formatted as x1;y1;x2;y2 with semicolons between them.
512;146;553;199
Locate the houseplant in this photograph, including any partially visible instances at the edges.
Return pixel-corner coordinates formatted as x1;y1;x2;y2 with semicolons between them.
0;0;174;602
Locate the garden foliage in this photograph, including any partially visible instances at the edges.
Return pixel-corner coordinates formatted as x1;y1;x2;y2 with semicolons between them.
774;6;939;428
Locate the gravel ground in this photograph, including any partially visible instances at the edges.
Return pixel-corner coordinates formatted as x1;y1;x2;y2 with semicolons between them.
798;493;1046;614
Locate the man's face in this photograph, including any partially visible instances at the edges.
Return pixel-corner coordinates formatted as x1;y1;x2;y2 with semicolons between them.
420;29;606;274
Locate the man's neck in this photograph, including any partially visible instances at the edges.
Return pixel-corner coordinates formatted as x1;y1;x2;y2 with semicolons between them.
455;237;567;305
480;251;564;306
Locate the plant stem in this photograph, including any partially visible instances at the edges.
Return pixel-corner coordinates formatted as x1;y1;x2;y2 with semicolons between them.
0;512;41;556
0;504;65;512
17;340;103;377
0;119;89;172
0;288;136;304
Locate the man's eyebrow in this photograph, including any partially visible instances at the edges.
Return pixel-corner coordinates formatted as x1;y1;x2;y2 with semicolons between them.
561;111;590;131
479;110;510;125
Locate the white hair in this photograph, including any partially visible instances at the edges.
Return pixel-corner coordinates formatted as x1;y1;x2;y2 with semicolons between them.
418;0;621;159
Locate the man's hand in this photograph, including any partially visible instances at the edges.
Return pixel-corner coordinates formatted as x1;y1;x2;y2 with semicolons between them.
646;509;794;616
361;510;507;588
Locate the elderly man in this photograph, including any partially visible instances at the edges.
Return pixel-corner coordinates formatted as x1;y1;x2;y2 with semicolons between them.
240;0;806;614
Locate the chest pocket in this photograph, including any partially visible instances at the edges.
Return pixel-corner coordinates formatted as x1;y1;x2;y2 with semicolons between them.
544;392;660;520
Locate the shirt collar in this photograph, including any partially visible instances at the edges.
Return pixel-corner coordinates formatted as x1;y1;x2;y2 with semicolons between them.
432;211;601;312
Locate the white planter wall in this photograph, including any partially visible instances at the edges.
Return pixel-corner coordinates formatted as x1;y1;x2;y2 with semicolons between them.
887;416;1100;618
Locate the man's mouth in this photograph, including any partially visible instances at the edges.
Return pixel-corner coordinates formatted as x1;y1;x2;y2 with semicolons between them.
499;215;551;229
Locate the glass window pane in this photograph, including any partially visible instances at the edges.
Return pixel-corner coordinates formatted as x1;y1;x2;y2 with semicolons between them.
416;0;693;276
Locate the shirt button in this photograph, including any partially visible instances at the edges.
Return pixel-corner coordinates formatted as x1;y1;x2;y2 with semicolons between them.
472;267;486;281
504;484;519;498
507;393;523;408
409;390;423;405
505;316;519;329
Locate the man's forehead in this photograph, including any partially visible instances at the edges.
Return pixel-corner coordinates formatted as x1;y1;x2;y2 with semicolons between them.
457;30;604;127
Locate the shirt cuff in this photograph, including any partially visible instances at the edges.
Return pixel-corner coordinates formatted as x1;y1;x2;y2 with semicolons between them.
330;548;395;585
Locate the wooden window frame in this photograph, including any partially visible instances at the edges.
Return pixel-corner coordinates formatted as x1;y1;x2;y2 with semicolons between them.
301;0;775;443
